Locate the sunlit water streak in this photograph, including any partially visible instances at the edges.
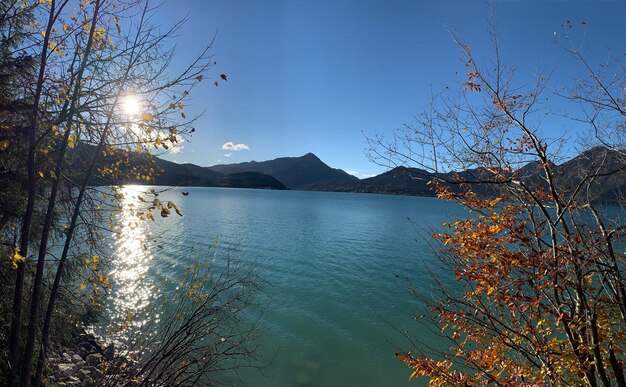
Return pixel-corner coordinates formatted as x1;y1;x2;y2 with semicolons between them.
104;186;158;338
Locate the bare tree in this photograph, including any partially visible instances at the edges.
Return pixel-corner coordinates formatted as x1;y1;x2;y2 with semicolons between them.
370;21;626;386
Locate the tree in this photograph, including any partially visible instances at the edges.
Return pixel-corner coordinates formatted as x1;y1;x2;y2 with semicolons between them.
369;21;626;386
0;1;261;386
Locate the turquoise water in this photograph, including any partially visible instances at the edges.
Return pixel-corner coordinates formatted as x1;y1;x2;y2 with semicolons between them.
104;187;469;386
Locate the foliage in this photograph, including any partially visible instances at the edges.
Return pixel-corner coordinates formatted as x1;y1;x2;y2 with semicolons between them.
0;1;258;386
370;21;626;386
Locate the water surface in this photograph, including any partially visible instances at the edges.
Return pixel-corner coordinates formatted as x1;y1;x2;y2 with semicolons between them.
104;187;468;386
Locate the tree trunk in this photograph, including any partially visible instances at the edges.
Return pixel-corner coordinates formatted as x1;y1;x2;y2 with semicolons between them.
20;2;100;385
8;1;57;382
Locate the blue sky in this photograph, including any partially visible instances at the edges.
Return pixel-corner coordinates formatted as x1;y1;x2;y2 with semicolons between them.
154;0;626;178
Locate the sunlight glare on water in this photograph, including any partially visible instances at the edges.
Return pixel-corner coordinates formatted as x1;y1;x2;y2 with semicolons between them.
106;186;155;333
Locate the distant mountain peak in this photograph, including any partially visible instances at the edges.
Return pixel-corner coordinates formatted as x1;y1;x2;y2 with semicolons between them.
207;152;358;188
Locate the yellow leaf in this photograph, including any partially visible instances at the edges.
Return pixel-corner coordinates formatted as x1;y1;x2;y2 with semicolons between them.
79;281;86;290
0;139;9;150
196;74;203;81
141;112;154;122
177;102;183;109
63;23;68;33
38;171;44;178
68;134;77;149
11;250;25;269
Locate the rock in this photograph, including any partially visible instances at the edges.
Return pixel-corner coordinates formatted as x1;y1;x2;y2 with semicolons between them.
83;377;94;387
87;339;103;353
77;340;102;355
77;341;94;353
75;360;86;370
102;343;115;361
72;354;83;363
57;363;75;374
56;363;75;380
79;333;96;342
78;368;91;380
62;352;72;363
78;347;89;359
66;376;82;387
85;353;102;367
83;366;100;376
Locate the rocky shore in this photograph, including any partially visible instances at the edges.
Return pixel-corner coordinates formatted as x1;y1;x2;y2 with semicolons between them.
43;332;114;387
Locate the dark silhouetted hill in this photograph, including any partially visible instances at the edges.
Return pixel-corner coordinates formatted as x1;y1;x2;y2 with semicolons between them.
208;153;358;189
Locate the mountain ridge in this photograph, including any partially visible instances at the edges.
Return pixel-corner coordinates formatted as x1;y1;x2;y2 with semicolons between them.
85;144;625;203
207;152;359;189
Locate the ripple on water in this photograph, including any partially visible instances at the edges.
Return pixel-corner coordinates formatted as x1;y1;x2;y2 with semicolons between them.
102;187;465;386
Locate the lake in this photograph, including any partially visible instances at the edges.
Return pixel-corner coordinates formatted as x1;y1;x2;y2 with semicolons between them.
102;187;469;386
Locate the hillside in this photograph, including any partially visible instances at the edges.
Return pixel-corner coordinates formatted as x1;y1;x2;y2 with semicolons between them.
216;172;286;190
75;142;625;202
72;142;284;190
208;152;358;189
307;147;625;203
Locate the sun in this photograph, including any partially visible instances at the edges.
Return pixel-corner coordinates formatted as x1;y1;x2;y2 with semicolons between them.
122;94;141;117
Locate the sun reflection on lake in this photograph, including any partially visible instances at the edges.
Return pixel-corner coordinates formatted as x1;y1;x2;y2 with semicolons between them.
106;185;156;334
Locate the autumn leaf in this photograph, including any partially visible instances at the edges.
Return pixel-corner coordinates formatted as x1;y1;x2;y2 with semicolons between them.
141;112;154;122
177;101;184;109
220;73;227;81
0;139;9;150
10;250;25;269
68;134;77;149
196;74;203;81
214;81;219;87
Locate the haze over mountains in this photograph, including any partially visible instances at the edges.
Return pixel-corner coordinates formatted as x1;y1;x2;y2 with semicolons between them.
102;144;624;203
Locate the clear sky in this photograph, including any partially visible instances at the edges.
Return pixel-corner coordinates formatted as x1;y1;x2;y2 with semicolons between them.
153;0;626;178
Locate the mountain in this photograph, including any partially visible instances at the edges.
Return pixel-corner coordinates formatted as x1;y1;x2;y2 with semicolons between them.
148;159;286;189
306;147;625;203
554;146;626;203
208;152;358;189
72;142;285;190
150;158;222;186
216;172;286;190
306;167;434;195
74;142;624;202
